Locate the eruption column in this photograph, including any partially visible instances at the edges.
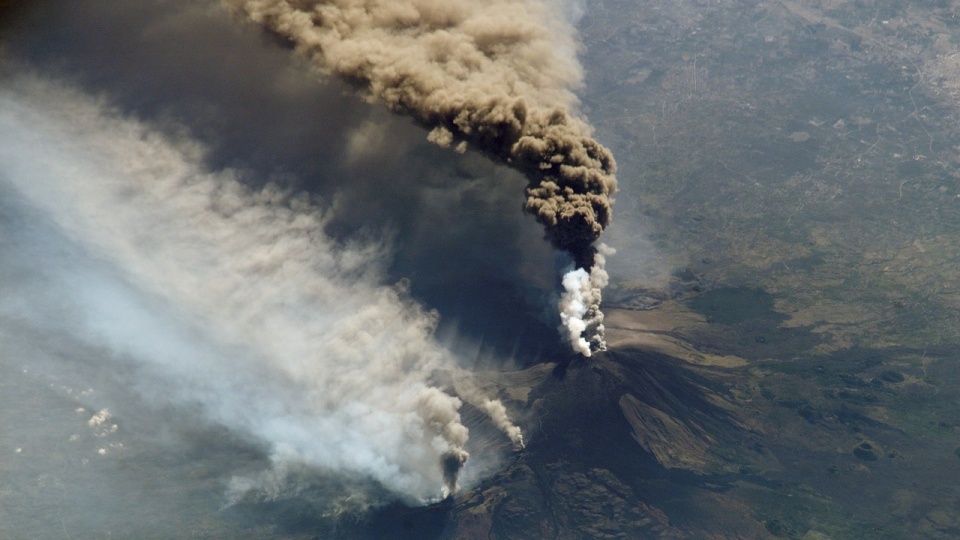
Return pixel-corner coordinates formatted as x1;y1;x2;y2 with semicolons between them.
222;0;618;355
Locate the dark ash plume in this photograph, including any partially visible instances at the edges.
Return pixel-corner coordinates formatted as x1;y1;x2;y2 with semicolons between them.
222;0;617;354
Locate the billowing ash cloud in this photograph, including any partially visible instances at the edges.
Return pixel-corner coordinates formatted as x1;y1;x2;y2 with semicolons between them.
221;0;617;354
0;73;522;500
0;0;611;514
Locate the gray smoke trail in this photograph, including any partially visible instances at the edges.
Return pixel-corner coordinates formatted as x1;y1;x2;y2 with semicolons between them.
481;399;525;449
221;0;617;355
446;371;525;449
0;71;523;499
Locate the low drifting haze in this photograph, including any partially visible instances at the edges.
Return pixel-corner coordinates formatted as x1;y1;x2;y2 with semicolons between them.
0;0;614;522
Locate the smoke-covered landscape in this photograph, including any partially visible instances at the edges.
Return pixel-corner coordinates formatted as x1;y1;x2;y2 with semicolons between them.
3;0;960;538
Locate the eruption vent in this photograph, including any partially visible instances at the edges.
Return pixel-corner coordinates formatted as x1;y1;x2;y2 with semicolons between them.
222;0;618;354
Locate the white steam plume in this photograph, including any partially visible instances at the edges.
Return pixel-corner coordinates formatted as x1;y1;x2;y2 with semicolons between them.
559;244;613;356
0;72;519;501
